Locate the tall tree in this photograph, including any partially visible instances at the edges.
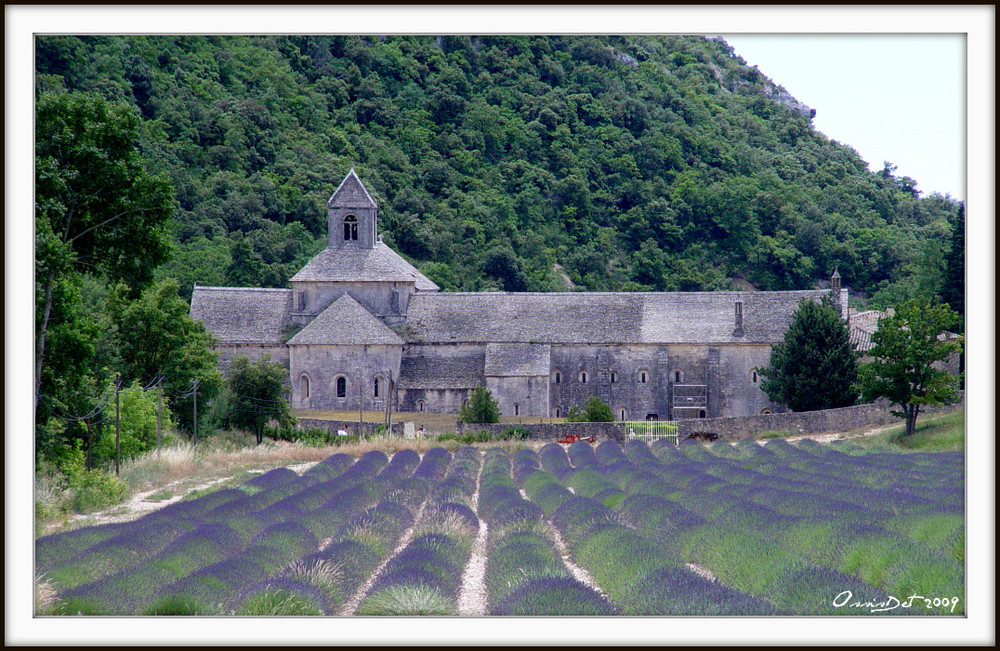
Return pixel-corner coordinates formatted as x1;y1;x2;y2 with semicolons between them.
759;297;858;412
859;299;963;437
941;202;965;321
35;92;174;414
107;278;223;432
222;354;295;444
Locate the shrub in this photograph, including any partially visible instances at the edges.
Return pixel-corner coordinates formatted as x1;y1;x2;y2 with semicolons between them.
566;397;614;422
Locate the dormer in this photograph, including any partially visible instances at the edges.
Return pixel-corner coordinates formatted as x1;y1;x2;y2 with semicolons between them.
328;168;378;250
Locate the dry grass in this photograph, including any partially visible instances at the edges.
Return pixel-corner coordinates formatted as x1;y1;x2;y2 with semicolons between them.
35;572;58;615
294;409;566;434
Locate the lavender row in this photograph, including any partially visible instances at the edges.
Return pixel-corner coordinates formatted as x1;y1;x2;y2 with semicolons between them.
354;447;478;615
613;440;962;614
478;448;615;616
522;445;775;615
52;450;414;614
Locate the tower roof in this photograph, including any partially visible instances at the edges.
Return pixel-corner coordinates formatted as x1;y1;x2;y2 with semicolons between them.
328;168;377;208
291;241;439;290
288;293;404;346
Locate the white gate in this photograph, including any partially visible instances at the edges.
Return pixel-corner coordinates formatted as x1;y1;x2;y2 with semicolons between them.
622;420;679;446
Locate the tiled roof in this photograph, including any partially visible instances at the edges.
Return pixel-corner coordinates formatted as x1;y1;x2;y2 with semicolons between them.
290;242;439;291
329;168;377;208
190;286;293;344
397;349;486;389
287;294;404;346
402;290;837;345
484;343;551;376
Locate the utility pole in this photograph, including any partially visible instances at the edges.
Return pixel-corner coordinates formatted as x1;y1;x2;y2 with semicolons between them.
114;375;121;476
358;369;364;435
156;376;163;456
193;378;200;446
84;417;93;471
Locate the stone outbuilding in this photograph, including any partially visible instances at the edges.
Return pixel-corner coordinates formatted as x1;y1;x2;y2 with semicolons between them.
191;170;851;420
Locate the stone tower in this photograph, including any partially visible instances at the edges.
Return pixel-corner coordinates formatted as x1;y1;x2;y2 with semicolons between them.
328;168;378;250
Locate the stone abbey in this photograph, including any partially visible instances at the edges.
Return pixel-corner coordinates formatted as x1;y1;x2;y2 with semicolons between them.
191;170;848;421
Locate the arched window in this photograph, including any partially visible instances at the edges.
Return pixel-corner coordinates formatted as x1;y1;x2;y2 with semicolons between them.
335;376;347;398
610;371;617;384
553;371;562;385
555;407;561;418
343;215;358;241
300;374;310;399
760;408;772;415
698;409;707;419
374;376;381;398
672;369;683;383
417;399;425;413
514;403;520;416
638;370;649;384
619;408;626;421
750;368;759;384
579;371;588;384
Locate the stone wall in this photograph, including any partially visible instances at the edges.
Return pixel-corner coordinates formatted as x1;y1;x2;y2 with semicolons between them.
297;417;404;437
455;421;626;444
673;397;964;441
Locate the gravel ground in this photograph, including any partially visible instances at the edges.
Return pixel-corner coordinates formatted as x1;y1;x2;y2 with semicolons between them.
456;457;489;615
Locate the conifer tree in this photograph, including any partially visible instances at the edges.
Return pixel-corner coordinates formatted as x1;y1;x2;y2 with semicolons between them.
941;202;965;321
759;298;858;412
459;386;501;424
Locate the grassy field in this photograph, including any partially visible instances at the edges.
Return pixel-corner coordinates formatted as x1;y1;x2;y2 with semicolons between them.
843;409;965;453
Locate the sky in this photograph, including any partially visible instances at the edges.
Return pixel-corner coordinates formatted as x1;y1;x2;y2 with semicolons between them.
721;34;965;201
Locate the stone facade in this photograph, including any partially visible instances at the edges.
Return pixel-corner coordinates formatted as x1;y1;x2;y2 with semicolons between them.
191;170;855;421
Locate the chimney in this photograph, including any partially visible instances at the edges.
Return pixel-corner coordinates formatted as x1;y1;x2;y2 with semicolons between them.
733;298;744;337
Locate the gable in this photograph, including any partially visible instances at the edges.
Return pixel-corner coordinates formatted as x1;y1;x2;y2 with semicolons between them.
287;293;404;346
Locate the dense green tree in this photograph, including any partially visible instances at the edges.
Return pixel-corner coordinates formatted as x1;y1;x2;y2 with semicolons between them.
221;354;295;445
106;278;223;432
759;298;858;412
859;299;963;437
35;92;174;415
458;386;501;424
566;396;615;422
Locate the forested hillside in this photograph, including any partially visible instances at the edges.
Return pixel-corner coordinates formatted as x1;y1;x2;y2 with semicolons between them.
36;34;962;302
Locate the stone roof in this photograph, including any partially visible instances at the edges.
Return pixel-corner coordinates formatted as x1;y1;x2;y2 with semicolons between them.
402;290;838;345
484;343;551;376
849;309;888;352
287;294;404;346
329;168;376;208
290;242;439;291
190;286;293;344
397;350;486;389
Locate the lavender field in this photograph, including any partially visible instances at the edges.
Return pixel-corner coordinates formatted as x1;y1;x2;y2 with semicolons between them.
37;438;964;616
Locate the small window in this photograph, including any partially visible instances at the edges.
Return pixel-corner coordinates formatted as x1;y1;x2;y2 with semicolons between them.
579;371;588;384
735;300;743;317
555;407;561;418
619;408;626;421
514;403;520;416
297;291;306;311
417;399;425;413
760;408;772;415
335;376;347;398
638;370;648;384
374;376;381;398
750;368;759;384
300;375;310;399
343;215;358;241
698;409;707;419
553;371;562;385
610;371;617;384
672;369;683;383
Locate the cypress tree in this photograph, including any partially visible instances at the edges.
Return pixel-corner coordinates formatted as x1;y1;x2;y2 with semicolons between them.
941;202;965;320
759;298;858;412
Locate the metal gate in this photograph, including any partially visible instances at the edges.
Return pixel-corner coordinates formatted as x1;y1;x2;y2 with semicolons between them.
621;420;679;446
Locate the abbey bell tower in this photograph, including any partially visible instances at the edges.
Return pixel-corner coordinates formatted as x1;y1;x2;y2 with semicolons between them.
328;168;378;250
